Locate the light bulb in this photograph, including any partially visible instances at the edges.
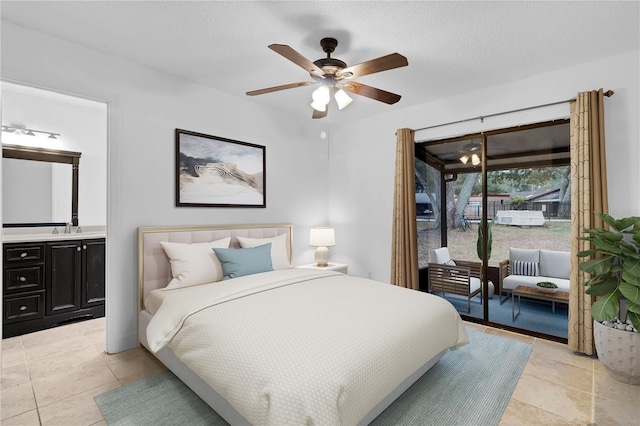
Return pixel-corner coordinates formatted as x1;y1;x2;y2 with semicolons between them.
334;89;353;110
310;101;327;112
312;85;330;105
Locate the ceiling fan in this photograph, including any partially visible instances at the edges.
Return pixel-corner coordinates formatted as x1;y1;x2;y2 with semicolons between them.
246;37;408;119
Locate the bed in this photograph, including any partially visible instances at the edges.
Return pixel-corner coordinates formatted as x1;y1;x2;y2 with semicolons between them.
138;223;469;425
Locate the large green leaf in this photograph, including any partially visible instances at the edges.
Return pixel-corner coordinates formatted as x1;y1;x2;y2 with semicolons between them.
598;232;624;242
595;212;616;229
619;282;640;305
591;238;623;253
578;256;614;276
613;216;637;231
590;292;620;321
585;278;619;296
623;258;640;277
577;249;598;258
626;301;640;314
622;271;640;286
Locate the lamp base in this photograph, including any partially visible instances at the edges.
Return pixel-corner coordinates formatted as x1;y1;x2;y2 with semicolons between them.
314;246;330;267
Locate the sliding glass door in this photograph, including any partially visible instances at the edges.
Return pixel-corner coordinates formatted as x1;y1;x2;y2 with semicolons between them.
415;120;571;341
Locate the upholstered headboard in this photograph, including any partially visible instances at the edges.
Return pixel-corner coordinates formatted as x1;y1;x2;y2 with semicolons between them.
137;223;293;311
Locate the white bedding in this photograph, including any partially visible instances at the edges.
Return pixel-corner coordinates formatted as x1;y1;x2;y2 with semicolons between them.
147;269;469;426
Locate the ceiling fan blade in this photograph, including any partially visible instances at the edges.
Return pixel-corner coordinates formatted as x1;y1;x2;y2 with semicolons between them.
268;44;325;77
246;81;315;96
340;81;402;104
312;108;328;119
336;53;408;79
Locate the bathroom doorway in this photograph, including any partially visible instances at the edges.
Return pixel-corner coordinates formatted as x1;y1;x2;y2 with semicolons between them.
1;81;108;343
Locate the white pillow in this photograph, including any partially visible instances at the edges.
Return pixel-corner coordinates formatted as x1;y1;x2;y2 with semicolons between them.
160;237;231;289
236;234;291;270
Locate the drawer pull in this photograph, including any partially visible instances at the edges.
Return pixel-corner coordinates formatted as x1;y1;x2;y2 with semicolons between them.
19;276;27;282
77;247;81;252
20;252;28;258
19;305;27;311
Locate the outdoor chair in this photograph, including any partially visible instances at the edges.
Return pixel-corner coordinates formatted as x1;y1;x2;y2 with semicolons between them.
428;247;482;313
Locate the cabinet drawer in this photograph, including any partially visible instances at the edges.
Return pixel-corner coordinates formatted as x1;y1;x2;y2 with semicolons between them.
5;244;45;263
4;291;45;324
4;265;45;294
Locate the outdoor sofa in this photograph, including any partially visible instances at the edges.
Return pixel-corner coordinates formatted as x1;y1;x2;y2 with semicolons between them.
499;247;570;303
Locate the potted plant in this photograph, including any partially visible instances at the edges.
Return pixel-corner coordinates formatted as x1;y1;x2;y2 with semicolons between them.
578;212;640;385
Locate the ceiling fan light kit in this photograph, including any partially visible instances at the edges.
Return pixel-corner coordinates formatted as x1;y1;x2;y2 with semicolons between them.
246;37;408;119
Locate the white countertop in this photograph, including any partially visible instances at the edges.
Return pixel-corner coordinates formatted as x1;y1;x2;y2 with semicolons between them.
2;226;106;243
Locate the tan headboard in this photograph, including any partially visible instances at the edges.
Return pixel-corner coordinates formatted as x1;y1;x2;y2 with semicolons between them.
137;223;293;312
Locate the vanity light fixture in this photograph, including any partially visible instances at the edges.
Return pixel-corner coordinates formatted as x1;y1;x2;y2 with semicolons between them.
2;124;60;140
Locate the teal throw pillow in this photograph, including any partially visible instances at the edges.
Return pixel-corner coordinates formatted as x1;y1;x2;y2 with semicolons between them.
213;243;274;280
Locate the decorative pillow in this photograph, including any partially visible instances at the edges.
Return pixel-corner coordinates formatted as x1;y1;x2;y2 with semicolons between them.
236;234;291;270
213;243;274;280
512;260;539;276
445;259;457;266
160;237;231;289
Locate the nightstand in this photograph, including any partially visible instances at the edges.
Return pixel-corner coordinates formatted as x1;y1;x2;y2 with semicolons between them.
296;262;348;275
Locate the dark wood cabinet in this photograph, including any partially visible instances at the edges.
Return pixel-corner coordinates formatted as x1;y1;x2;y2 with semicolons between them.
3;238;105;338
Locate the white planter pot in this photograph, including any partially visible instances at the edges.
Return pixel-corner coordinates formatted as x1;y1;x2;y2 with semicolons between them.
593;320;640;385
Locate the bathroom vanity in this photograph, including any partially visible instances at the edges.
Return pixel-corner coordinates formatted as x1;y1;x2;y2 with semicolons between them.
3;231;106;338
2;144;106;337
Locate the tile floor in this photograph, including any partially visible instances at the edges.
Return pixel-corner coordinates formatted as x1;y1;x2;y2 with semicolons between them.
1;318;638;425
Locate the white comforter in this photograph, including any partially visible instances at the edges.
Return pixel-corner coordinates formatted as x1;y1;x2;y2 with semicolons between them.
147;269;469;426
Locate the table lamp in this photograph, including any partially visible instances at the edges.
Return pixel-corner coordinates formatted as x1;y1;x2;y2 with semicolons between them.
310;227;335;267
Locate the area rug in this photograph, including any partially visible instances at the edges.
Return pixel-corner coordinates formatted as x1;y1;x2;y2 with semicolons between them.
95;329;532;425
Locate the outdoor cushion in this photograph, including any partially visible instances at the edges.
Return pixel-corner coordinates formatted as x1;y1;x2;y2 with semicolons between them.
512;260;539;276
430;247;452;264
509;248;540;263
539;250;570;279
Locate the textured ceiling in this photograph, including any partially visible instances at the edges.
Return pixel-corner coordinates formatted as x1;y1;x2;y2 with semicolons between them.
1;1;638;124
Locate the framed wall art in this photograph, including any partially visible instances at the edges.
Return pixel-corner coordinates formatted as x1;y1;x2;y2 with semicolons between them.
175;129;266;207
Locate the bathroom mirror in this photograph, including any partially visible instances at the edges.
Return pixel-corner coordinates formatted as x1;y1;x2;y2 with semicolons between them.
2;144;80;228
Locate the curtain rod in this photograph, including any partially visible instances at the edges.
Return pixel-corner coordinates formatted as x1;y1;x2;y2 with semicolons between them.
414;90;614;133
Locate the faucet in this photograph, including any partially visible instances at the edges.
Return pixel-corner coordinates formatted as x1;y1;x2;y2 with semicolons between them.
64;223;72;234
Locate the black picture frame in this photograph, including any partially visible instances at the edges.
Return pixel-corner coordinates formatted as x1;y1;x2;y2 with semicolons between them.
175;129;266;208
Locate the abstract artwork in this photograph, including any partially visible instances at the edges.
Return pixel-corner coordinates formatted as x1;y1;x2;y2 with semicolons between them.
175;129;265;207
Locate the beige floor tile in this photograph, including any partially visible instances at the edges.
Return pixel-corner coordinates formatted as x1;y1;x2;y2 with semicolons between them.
1;363;31;390
523;349;593;393
593;359;608;373
511;372;593;424
104;348;165;380
31;360;117;407
0;382;37;420
463;321;487;333
118;363;167;385
483;326;536;344
0;337;23;351
0;409;40;426
89;420;108;426
24;335;92;363
38;380;119;426
85;329;106;346
593;370;640;405
20;324;83;348
593;393;640;426
1;347;27;370
530;338;595;371
499;398;582;425
28;345;104;381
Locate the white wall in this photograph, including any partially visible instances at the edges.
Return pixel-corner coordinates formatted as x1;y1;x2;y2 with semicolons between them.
1;22;329;352
2;83;108;226
329;50;640;282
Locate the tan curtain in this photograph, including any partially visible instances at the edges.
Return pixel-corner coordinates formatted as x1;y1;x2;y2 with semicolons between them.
391;128;419;290
569;89;609;355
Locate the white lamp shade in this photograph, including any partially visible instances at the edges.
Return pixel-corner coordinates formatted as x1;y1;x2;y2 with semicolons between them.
471;153;480;165
334;89;353;110
310;227;335;247
312;85;331;105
